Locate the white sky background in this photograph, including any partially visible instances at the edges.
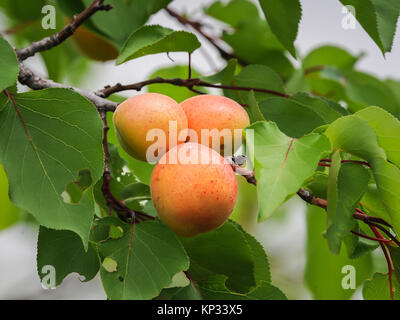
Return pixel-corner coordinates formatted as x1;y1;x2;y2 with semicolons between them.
0;0;399;299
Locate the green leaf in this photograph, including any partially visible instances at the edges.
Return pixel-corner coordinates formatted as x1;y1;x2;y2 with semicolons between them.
0;88;104;246
98;220;189;300
0;38;19;92
339;0;385;53
245;121;331;221
180;220;257;293
327;163;370;254
0;0;46;21
305;205;373;299
117;25;201;64
325;115;386;162
82;0;150;47
340;0;400;54
320;97;350;116
389;247;400;284
324;115;400;237
205;0;260;27
142;200;158;217
305;171;329;199
198;275;286;300
258;97;326;138
0;164;19;230
306;75;347;103
156;283;201;300
120;182;151;201
148;65;204;102
356;106;400;167
221;21;294;78
344;71;400;117
90;216;125;242
291;93;342;124
343;226;379;260
369;157;400;237
259;0;302;56
37;226;100;287
327;151;342;228
361;184;392;225
242;228;271;284
147;0;173;14
302;45;359;70
246;91;266;124
369;0;400;53
286;69;310;94
200;59;238;84
227;65;285;103
386;79;400;105
363;273;400;300
93;143;142;217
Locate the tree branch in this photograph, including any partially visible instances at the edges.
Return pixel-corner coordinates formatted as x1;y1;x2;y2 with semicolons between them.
18;62;117;111
233;167;398;245
165;7;247;66
229;162;257;186
97;76;290;98
16;0;112;61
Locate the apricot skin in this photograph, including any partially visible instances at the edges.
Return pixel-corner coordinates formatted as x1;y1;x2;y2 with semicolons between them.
113;93;188;162
150;143;238;237
72;25;118;61
180;95;250;154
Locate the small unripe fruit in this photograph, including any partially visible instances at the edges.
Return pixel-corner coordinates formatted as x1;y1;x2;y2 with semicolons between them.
180;95;250;154
113;93;188;162
150;143;238;237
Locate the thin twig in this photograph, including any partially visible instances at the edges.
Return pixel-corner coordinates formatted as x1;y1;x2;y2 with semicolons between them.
350;230;392;244
16;0;112;60
97;77;290;98
370;225;395;300
229;162;257;186
165;7;246;66
188;52;192;79
320;158;371;168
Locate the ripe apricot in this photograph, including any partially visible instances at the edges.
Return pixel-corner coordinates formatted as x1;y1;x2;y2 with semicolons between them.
150;142;238;237
180;95;250;154
71;25;118;61
113;93;188;162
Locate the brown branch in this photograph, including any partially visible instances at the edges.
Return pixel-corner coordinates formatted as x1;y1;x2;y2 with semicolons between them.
229;163;257;186
165;7;247;66
97;77;290;98
16;0;112;61
350;230;393;244
296;188;328;208
232;169;397;244
320;158;371;168
18;62;117;111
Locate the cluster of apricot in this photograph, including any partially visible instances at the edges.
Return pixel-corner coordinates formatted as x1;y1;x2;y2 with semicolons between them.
113;93;250;237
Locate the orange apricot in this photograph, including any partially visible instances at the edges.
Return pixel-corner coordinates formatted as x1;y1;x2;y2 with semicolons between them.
150;142;238;237
113;93;188;162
